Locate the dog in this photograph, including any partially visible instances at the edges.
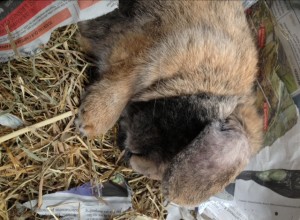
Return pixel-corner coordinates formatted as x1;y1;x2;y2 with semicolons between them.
76;0;263;206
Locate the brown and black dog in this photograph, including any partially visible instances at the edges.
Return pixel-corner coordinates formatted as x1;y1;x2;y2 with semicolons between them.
76;0;263;206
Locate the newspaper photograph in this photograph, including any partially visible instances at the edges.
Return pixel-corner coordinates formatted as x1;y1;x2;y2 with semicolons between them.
250;1;299;146
269;0;300;109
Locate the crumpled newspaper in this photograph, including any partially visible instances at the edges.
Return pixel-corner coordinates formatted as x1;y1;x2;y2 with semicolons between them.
166;189;248;220
20;174;132;219
0;0;118;62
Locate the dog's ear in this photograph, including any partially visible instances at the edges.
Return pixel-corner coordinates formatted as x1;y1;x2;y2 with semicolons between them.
162;116;251;206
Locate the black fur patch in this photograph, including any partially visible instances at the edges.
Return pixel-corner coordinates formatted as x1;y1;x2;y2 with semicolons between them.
118;94;234;163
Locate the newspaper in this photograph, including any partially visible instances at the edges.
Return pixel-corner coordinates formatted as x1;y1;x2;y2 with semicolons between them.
0;0;117;63
21;174;132;219
242;0;259;9
250;1;299;146
269;0;300;109
234;119;300;220
166;191;248;220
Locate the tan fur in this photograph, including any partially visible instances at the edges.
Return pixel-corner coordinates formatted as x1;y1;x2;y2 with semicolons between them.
233;96;264;155
77;1;259;137
76;0;263;206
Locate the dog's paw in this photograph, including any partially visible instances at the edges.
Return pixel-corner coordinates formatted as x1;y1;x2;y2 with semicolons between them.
75;83;129;138
75;91;113;137
75;98;102;137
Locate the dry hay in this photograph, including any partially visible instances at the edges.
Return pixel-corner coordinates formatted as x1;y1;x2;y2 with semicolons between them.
0;25;166;220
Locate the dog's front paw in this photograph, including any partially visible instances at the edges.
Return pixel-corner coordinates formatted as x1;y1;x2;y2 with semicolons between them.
75;91;115;137
75;97;103;137
75;82;130;138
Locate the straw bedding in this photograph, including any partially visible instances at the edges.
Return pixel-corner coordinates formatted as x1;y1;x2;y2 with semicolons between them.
0;25;166;220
